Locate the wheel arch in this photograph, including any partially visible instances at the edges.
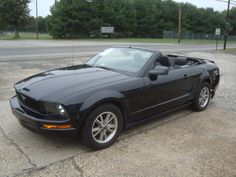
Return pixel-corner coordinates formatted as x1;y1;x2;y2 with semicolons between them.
199;71;212;88
79;90;130;129
203;77;212;86
192;71;212;98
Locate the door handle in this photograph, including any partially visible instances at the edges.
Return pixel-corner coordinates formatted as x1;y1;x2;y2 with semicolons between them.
184;74;188;79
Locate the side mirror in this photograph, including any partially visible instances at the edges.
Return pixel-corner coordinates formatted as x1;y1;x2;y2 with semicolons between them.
149;66;169;81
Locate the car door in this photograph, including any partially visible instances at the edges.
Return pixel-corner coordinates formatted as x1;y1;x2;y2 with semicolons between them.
130;66;195;122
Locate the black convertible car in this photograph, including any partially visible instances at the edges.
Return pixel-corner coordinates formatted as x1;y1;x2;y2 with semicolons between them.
10;47;220;149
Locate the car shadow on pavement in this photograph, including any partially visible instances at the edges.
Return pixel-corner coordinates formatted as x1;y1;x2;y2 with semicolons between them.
121;106;193;140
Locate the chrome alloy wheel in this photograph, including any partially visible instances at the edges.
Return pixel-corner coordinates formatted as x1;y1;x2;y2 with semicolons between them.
92;111;118;144
199;87;210;108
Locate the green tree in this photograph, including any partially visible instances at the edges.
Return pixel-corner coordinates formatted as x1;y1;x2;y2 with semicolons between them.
19;16;47;33
98;0;136;37
37;16;47;33
181;3;225;34
159;0;178;32
0;16;7;30
229;7;236;34
47;0;101;38
181;3;198;32
134;0;162;37
45;0;235;39
0;0;30;38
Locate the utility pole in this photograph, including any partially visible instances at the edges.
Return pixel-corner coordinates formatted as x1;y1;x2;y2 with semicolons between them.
36;0;39;39
178;6;182;44
223;0;230;50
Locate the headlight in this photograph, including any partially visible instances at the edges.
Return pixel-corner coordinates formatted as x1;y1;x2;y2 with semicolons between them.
57;104;66;115
44;102;68;117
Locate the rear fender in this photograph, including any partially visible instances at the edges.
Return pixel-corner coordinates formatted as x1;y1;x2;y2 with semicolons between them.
200;72;212;87
195;72;212;94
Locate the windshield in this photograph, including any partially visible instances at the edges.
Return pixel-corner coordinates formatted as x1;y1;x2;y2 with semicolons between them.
86;48;154;76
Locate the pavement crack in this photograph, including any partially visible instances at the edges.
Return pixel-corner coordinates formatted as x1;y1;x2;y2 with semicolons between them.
72;158;84;177
12;149;91;177
0;126;37;168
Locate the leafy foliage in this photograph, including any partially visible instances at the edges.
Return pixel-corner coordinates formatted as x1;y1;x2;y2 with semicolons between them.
1;0;236;39
45;0;234;38
229;7;236;34
19;16;47;33
46;0;101;38
0;0;30;38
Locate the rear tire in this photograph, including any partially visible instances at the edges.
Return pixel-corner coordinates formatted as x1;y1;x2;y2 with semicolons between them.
82;104;123;150
193;82;211;111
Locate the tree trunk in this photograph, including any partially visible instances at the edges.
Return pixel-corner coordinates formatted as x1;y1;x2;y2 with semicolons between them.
178;6;182;44
14;25;19;39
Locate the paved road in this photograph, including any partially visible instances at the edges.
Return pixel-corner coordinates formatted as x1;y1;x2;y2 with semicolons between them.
1;40;236;61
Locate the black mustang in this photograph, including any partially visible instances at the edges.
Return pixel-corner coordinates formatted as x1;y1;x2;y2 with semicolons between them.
10;47;220;149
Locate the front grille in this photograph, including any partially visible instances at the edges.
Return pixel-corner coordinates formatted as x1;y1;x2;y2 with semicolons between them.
16;91;46;114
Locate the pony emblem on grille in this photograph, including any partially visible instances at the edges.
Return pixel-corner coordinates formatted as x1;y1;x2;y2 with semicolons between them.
21;94;26;101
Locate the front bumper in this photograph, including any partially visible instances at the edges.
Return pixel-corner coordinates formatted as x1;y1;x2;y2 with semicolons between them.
10;96;77;132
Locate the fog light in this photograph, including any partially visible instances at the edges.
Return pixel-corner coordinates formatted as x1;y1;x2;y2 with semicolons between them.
43;124;72;129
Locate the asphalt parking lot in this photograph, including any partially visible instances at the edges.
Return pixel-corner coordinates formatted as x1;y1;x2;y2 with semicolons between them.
0;45;236;177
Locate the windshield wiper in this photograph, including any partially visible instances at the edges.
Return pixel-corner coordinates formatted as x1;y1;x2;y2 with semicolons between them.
95;66;114;71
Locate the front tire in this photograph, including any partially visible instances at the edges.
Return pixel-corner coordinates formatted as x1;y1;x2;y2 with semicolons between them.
193;82;211;111
82;104;123;150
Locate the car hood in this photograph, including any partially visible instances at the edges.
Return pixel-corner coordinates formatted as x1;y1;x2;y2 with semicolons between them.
15;64;130;102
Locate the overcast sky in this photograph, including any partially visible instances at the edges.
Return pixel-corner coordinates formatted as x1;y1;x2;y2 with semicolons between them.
29;0;231;17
